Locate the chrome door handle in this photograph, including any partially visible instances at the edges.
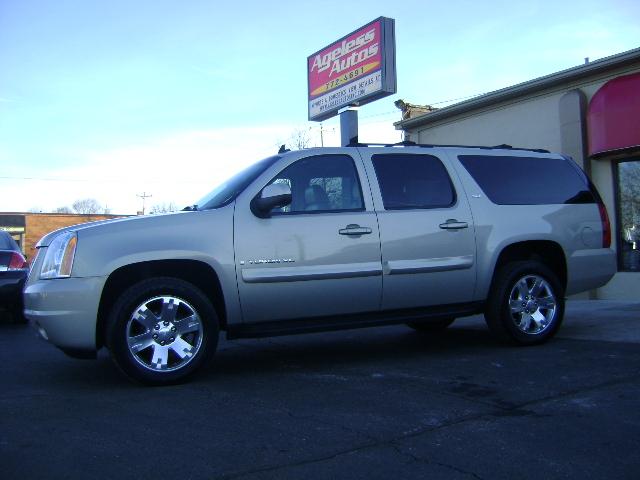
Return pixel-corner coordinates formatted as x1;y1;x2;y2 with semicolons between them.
339;224;372;235
439;219;469;230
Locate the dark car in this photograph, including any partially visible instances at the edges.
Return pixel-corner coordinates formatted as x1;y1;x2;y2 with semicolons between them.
0;231;28;323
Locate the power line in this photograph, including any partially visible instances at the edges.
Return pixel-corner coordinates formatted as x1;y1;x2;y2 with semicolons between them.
358;91;489;120
0;176;90;182
2;90;491;184
0;175;206;184
429;92;488;105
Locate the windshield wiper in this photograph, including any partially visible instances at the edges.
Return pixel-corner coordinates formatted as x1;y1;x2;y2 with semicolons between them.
182;204;198;211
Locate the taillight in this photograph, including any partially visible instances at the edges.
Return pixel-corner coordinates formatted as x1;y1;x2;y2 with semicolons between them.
597;203;611;248
8;252;28;270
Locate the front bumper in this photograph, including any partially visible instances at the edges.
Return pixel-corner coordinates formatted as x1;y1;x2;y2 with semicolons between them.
24;276;107;353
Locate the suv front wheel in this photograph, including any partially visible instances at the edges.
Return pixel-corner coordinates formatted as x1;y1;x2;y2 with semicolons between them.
106;277;219;385
485;261;564;345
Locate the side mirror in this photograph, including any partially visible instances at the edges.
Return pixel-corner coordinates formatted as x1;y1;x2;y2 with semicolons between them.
250;183;292;218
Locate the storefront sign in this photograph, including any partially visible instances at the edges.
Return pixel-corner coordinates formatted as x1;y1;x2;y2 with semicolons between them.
308;17;396;121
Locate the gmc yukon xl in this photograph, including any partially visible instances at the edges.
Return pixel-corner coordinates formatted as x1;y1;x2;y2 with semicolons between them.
24;144;616;384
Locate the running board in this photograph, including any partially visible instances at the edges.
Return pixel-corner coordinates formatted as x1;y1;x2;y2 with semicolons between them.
226;302;484;339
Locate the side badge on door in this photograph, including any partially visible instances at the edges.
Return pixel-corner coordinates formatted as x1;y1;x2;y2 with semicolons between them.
240;259;295;265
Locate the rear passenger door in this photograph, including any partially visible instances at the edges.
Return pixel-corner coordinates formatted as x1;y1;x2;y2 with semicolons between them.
360;149;477;310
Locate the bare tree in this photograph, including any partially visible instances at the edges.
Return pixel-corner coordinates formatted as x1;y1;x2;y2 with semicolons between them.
149;202;179;214
288;128;313;150
53;206;73;213
72;198;103;214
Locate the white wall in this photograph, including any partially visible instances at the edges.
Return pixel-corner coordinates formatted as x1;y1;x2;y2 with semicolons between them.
417;91;564;153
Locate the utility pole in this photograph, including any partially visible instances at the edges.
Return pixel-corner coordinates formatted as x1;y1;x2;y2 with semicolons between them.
137;192;152;215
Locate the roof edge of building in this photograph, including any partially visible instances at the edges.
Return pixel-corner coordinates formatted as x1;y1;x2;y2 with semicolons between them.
395;46;640;130
0;212;129;217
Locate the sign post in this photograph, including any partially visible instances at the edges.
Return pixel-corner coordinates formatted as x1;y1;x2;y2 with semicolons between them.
307;17;396;144
340;107;359;146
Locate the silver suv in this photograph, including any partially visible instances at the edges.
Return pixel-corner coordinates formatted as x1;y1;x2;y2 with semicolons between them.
24;144;616;384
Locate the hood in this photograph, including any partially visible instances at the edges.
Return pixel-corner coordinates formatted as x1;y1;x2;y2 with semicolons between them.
35;211;193;248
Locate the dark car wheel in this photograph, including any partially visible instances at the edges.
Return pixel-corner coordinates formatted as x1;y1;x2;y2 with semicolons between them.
485;260;564;345
10;308;28;324
407;317;455;332
107;277;219;385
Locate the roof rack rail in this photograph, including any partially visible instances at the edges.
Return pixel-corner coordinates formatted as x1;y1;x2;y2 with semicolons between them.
345;142;549;154
346;140;417;148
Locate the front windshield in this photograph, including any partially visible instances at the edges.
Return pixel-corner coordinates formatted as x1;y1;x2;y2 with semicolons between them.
192;155;281;210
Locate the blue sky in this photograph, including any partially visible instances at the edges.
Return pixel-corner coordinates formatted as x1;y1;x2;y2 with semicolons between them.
1;0;639;213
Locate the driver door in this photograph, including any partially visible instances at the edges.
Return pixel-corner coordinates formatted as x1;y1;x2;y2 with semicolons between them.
233;152;382;323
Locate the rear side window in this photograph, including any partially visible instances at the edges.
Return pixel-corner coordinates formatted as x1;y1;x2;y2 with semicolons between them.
458;155;595;205
372;154;456;210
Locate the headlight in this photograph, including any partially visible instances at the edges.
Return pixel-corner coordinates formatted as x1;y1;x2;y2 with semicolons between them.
40;231;77;279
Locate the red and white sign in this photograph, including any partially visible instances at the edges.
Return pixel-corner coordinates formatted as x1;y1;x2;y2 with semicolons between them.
307;17;396;121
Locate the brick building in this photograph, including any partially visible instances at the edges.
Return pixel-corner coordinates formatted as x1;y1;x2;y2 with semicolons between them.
0;213;128;261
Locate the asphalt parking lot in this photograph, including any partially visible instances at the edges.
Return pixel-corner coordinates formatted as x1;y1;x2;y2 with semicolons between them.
1;300;639;480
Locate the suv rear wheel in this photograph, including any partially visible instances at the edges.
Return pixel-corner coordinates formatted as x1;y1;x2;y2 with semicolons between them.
485;261;564;345
106;277;219;385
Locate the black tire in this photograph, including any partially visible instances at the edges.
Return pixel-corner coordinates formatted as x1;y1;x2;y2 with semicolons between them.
485;260;564;345
11;310;28;324
106;277;219;385
407;317;455;332
4;305;27;324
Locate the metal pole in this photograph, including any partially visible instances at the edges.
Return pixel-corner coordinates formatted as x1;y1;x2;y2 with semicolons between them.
340;107;358;146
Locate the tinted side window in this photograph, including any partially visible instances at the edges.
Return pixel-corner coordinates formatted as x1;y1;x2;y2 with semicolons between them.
372;154;456;210
458;155;595;205
267;154;364;214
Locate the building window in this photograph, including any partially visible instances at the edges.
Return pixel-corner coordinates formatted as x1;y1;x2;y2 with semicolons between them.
616;159;640;271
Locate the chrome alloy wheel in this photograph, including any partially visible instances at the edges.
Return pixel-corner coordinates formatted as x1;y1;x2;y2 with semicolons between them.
126;296;204;372
508;275;557;335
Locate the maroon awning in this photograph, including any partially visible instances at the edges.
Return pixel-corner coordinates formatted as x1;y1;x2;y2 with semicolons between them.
588;72;640;156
